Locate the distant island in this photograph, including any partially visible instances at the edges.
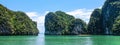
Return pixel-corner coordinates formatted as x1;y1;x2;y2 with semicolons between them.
0;4;39;35
45;0;120;35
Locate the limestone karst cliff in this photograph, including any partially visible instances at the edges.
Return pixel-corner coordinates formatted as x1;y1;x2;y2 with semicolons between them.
45;11;87;35
0;4;39;35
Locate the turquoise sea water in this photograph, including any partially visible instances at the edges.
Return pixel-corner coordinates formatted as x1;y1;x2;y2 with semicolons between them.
0;34;120;45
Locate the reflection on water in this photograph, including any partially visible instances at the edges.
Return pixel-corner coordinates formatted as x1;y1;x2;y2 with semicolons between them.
90;35;120;45
45;35;93;45
0;34;45;45
45;35;120;45
0;34;120;45
85;37;92;45
36;34;45;45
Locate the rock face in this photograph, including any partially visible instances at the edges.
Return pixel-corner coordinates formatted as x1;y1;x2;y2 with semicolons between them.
102;0;120;34
87;9;103;35
70;19;87;35
88;0;120;35
0;4;39;35
45;11;86;35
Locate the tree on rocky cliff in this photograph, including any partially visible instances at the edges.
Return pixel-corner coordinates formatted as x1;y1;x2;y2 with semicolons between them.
0;4;39;35
87;9;103;35
45;11;87;35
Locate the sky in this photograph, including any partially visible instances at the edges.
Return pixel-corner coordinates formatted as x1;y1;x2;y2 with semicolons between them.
0;0;105;33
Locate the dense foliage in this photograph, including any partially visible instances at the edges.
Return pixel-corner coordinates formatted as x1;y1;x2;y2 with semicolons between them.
87;9;103;35
0;4;39;35
87;0;120;35
45;11;86;35
112;16;120;35
101;0;120;34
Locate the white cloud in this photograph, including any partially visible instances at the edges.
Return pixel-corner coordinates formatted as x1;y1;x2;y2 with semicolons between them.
66;9;94;23
26;12;38;21
98;6;102;9
26;12;38;17
26;11;49;34
25;9;94;33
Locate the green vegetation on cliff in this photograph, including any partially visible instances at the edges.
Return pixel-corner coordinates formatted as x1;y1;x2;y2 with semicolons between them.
87;9;103;35
0;4;39;35
112;16;120;35
102;0;120;34
87;0;120;35
70;19;87;35
45;11;86;35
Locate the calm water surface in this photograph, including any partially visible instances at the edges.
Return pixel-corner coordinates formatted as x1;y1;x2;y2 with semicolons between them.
0;34;120;45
